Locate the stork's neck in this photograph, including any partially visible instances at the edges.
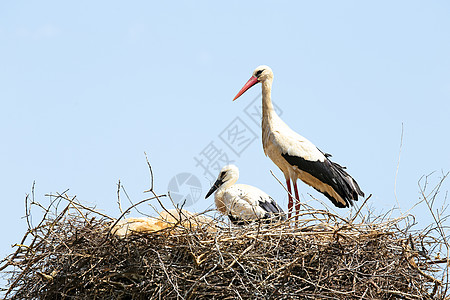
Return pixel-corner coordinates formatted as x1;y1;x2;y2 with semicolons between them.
260;78;277;154
261;79;276;126
261;79;275;119
214;177;237;206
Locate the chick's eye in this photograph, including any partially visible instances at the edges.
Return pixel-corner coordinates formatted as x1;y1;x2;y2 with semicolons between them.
220;171;226;178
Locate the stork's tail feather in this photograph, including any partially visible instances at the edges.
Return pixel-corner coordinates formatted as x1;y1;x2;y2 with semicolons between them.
329;160;364;205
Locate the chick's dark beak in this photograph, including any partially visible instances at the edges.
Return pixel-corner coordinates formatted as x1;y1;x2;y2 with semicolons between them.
205;178;223;199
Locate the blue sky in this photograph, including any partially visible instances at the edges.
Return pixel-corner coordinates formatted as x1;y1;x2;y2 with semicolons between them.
1;1;449;283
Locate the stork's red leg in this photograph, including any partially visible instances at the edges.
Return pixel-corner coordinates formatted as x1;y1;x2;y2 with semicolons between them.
293;180;300;222
286;178;293;220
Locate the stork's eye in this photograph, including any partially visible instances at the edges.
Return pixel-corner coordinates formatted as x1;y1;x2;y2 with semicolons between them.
220;171;226;178
255;69;264;77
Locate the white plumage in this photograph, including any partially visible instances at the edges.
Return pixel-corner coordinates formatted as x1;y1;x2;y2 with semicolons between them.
205;165;285;224
233;65;364;220
111;209;216;237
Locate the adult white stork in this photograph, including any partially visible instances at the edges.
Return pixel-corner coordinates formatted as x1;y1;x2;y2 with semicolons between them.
205;165;286;224
233;65;364;220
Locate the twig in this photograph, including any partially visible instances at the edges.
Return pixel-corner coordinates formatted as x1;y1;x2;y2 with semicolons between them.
117;179;123;214
350;194;372;224
143;151;154;192
105;195;166;237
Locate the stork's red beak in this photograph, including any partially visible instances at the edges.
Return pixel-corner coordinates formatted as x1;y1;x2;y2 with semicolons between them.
233;76;259;101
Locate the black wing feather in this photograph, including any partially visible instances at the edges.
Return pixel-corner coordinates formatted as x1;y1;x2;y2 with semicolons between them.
258;196;286;221
281;153;364;208
227;196;286;225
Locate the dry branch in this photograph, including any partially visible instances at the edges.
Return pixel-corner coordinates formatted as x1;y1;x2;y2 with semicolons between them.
1;168;449;299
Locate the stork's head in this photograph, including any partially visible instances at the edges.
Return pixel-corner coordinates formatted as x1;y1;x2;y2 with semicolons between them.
233;65;273;101
205;165;239;199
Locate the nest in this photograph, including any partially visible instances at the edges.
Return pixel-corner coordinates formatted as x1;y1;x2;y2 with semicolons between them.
1;173;449;299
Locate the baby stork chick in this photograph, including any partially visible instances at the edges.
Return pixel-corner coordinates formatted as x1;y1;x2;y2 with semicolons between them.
205;165;285;224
